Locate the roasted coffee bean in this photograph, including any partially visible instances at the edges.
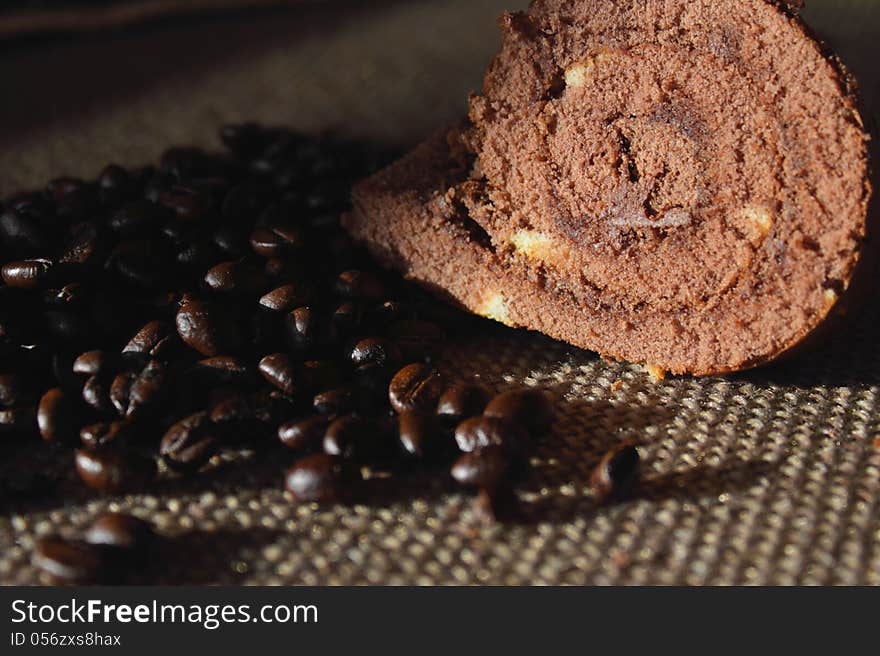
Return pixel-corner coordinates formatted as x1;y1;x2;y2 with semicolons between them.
590;442;640;503
123;320;172;355
109;199;170;236
73;350;109;376
187;356;256;386
44;308;91;344
330;301;363;337
284;306;321;351
451;445;509;489
74;447;155;492
436;384;491;426
483;389;554;436
0;373;26;407
1;258;53;289
33;537;105;584
278;415;330;450
388;319;446;361
176;297;241;356
58;221;104;266
82;374;114;414
313;387;356;416
0;405;37;434
453;416;527;455
160;412;218;471
398;410;441;458
37;388;78;443
301;359;341;392
259;283;313;312
85;512;155;550
284;453;357;503
126;360;167;418
323;414;388;460
249;225;305;258
0;208;48;253
209;390;292;426
363;300;407;330
222;182;272;221
158;185;207;221
204;260;266;294
109;372;136;415
472;487;515;524
80;419;138;449
258;353;298;396
388;363;445;414
350;337;401;368
106;239;166;287
334;270;385;301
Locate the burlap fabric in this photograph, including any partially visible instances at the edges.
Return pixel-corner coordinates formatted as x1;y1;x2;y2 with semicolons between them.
1;0;878;585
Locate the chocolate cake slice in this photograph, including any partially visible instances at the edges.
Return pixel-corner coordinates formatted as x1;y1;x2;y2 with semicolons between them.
344;0;872;375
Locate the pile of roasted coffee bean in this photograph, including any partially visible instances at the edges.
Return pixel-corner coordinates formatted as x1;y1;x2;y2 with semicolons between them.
1;123;641;582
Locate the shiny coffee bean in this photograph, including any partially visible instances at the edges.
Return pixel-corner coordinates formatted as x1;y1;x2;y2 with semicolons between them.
388;363;445;414
1;258;53;289
453;416;527;454
209;390;292;426
37;388;78;443
85;512;155;550
258;353;298;396
590;442;640;503
334;270;385;301
301;359;341;392
330;301;363;337
122;320;172;355
82;374;114;414
74;447;155;492
436;384;491;426
278;415;330;450
59;221;103;266
188;356;256;387
160;412;218;471
249;225;305;258
79;420;137;449
313;387;356;416
127;360;167;418
176;297;241;356
451;445;509;490
109;372;136;415
73;350;109;376
0;373;26;407
259;283;313;312
0;405;37;433
483;389;554;436
284;306;321;351
284;453;357;503
398;410;440;458
33;537;105;584
158;185;206;221
109;199;170;236
323;414;386;460
204;260;266;295
350;337;401;368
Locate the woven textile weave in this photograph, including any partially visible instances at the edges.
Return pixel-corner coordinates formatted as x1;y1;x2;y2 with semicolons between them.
0;0;878;585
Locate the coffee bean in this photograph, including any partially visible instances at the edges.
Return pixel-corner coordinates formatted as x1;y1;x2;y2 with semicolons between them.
109;199;170;236
1;258;53;289
278;415;330;450
82;374;114;414
284;306;322;352
85;512;155;550
79;419;138;449
209;390;292;426
73;350;109;376
472;487;515;524
323;414;386;460
127;360;167;418
123;320;172;356
335;270;385;301
450;445;509;489
158;186;207;221
590;442;640;503
258;353;298;395
74;447;155;492
204;260;266;295
33;537;105;584
388;363;445;414
398;410;441;458
483;389;554;436
0;208;48;253
330;301;363;338
187;356;256;387
0;405;37;434
249;225;305;258
259;283;313;312
109;372;136;415
160;412;218;471
284;453;357;503
176;297;241;356
350;337;401;368
37;388;78;443
453;416;527;454
313;387;356;416
0;373;27;407
363;300;407;330
436;384;491;426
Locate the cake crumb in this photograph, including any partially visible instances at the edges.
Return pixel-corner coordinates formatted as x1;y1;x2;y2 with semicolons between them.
644;364;666;381
610;380;624;392
478;292;515;327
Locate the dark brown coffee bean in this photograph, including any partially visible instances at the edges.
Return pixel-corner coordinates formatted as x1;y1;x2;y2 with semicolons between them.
453;416;527;454
388;319;446;360
160;412;218;471
85;512;155;550
436;384;491;426
176;297;241;356
398;410;441;458
0;405;37;433
158;186;206;221
483;389;554;436
284;453;357;503
278;415;330;450
204;260;266;294
590;442;640;503
388;363;445;414
209;390;292;426
350;337;401;368
330;301;363;337
80;420;138;449
74;447;155;492
258;353;298;395
33;537;105;584
451;445;509;489
1;258;53;289
82;374;114;414
284;306;321;351
335;270;385;301
363;300;406;329
0;373;26;407
59;221;104;266
301;359;341;392
323;414;387;460
73;350;109;376
109;199;170;236
122;320;172;356
259;283;313;312
109;372;136;415
472;487;516;524
249;225;305;258
37;388;78;443
127;360;167;418
188;356;256;386
313;387;356;416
